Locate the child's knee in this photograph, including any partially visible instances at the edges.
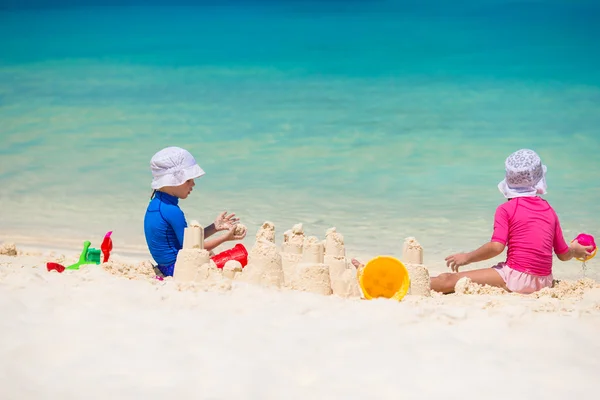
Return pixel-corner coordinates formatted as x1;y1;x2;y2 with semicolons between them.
431;272;458;293
436;272;453;282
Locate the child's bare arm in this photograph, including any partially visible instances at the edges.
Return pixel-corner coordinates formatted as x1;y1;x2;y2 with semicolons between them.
467;241;505;263
445;241;505;272
204;225;247;252
556;241;593;261
204;235;229;252
204;223;219;239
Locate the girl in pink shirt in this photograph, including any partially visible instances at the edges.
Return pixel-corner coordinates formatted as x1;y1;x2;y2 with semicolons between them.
350;149;592;294
431;149;593;294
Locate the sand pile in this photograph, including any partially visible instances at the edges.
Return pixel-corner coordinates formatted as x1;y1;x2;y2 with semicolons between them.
452;277;600;300
454;277;507;295
0;242;18;256
175;271;233;293
532;278;600;300
102;260;157;280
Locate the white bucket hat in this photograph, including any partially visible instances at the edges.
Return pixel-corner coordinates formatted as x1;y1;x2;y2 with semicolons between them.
150;146;205;190
498;149;547;199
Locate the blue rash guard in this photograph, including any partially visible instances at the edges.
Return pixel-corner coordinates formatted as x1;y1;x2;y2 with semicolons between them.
144;191;187;276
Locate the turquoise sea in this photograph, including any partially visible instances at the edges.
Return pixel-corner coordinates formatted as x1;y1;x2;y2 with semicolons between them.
1;1;599;277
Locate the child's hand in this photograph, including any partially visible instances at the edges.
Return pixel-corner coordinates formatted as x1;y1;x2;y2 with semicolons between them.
214;211;240;231
445;253;470;272
570;241;594;260
223;225;247;242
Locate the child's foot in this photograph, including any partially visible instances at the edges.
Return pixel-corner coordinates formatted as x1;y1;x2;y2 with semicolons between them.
351;259;364;269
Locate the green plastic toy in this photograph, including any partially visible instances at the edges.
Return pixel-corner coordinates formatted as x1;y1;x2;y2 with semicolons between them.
66;241;102;270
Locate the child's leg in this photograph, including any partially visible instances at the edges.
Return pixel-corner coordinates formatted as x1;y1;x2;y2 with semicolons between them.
351;258;508;295
430;268;508;294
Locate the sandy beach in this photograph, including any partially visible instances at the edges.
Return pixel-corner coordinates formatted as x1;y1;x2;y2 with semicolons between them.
1;237;599;400
2;2;600;399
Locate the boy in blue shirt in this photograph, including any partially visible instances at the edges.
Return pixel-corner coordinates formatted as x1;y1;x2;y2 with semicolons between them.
144;146;246;276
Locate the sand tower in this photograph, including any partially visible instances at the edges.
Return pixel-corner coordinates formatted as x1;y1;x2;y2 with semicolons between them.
323;227;360;298
402;237;431;296
173;220;211;282
289;236;332;296
238;221;284;288
280;223;305;285
223;260;243;280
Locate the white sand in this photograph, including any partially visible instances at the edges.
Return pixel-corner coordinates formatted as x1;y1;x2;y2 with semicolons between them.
1;242;600;399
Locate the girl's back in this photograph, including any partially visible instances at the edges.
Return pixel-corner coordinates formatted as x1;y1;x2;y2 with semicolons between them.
493;197;569;276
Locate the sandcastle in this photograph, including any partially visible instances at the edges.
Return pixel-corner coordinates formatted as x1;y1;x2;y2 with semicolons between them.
223;260;243;280
323;228;361;298
169;219;432;299
280;223;305;284
171;220;428;299
288;236;332;296
172;220;230;289
171;220;360;297
236;221;285;288
402;237;431;297
236;222;360;298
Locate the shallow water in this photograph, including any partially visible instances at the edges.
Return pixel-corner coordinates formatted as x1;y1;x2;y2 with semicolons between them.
1;1;599;277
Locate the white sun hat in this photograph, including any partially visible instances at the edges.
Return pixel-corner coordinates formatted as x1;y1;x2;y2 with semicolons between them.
498;149;547;199
150;146;205;190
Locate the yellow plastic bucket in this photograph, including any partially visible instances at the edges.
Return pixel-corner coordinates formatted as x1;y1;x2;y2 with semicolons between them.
357;256;410;301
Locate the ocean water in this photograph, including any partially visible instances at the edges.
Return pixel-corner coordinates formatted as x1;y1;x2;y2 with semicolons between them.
1;0;599;277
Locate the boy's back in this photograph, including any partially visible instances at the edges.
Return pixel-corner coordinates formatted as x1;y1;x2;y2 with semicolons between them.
144;191;187;267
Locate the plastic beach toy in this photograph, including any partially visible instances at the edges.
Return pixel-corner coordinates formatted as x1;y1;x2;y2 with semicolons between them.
44;231;113;273
572;233;597;262
356;256;411;301
101;231;113;263
66;231;114;270
47;262;66;273
211;244;248;269
66;240;96;270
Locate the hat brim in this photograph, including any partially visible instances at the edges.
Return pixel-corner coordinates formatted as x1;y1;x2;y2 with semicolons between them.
498;165;547;199
151;164;205;190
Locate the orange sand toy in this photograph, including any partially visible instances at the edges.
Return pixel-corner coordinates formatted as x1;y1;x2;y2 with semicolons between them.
357;256;410;301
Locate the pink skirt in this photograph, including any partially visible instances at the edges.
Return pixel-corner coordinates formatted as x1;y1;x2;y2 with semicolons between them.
492;263;553;294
